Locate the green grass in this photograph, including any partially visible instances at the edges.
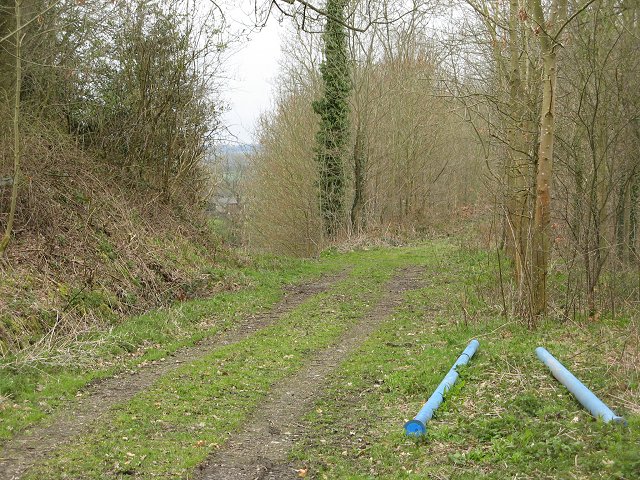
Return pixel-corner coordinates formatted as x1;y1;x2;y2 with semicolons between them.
24;246;437;479
287;247;639;479
5;242;638;479
0;253;345;444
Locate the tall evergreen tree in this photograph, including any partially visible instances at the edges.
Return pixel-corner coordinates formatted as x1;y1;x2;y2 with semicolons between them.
313;0;351;239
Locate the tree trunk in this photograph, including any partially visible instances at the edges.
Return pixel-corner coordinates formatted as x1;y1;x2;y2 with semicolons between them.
630;174;639;260
0;0;15;174
530;0;567;316
0;0;22;255
313;0;351;240
350;125;365;234
615;182;627;259
531;50;558;316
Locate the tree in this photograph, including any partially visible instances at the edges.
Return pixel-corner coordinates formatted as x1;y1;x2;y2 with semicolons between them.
0;0;23;254
553;0;640;317
530;0;568;315
312;0;351;239
90;0;222;202
0;0;225;255
245;1;481;254
458;0;540;318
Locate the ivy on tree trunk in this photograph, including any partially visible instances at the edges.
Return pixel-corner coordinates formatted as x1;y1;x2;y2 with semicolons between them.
313;0;351;240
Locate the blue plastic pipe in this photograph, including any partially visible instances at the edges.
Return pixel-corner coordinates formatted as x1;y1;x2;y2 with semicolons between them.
404;339;480;436
535;347;626;425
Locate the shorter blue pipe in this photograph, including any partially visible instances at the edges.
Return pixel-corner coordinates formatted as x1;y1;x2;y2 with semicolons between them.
536;347;626;425
405;339;479;436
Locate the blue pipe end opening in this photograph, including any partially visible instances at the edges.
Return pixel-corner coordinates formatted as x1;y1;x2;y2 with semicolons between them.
404;419;427;436
611;416;628;427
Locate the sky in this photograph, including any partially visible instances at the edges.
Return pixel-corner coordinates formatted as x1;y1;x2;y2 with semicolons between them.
221;2;284;145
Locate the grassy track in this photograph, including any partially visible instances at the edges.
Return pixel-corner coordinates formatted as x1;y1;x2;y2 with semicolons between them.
22;246;434;479
0;255;345;443
3;242;638;479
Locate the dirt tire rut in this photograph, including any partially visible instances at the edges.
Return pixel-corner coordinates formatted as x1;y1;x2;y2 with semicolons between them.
0;271;347;480
194;266;424;480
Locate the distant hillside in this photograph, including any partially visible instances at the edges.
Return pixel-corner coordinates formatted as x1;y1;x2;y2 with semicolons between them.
203;144;255;173
218;144;257;156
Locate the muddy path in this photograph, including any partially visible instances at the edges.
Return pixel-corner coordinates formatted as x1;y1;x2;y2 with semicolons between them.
194;266;425;480
0;271;348;480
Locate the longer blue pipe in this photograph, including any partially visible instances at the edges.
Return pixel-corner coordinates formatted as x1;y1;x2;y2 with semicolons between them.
404;339;480;436
536;347;626;425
